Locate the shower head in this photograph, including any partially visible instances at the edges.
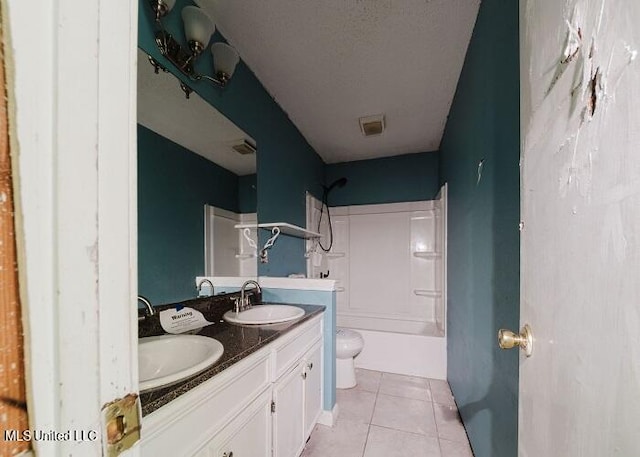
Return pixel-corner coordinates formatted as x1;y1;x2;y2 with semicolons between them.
324;177;348;193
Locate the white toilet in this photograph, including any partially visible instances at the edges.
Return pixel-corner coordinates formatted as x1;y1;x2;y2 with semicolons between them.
336;328;365;389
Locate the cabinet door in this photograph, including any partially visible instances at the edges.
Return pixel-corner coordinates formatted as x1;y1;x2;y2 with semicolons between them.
273;363;305;457
303;341;323;440
210;391;272;457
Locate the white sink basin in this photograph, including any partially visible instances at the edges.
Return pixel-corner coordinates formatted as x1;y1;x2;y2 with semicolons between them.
223;304;305;325
139;334;224;391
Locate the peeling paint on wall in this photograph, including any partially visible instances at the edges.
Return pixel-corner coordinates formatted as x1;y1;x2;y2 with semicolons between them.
476;158;485;185
545;7;582;96
527;0;639;201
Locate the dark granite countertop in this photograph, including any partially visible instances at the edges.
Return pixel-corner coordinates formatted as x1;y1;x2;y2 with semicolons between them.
138;294;325;417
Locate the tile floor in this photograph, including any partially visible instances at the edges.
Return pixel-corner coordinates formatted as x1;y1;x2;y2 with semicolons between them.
301;369;474;457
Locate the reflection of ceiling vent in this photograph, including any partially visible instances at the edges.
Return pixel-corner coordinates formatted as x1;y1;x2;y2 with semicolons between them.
359;114;385;137
232;139;257;155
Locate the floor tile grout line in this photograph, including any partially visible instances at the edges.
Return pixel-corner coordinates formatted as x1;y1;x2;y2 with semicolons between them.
360;376;380;457
375;391;433;405
367;422;440;439
360;423;371;457
374;390;433;401
430;388;444;457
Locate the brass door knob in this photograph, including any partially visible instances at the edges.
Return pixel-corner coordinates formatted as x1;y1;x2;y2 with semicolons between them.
498;324;533;357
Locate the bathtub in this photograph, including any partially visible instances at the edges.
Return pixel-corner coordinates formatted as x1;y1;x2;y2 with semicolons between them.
322;192;449;380
337;314;447;380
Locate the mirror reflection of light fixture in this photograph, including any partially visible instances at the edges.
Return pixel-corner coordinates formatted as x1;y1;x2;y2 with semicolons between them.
147;0;240;89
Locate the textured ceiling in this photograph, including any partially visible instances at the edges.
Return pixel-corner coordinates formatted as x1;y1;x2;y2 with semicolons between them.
195;0;480;163
137;49;256;175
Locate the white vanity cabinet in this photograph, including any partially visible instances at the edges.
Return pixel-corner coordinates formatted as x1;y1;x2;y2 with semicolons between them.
272;340;323;457
140;313;324;457
271;312;324;457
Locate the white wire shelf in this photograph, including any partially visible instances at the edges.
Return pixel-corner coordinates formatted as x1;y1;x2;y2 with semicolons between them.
234;222;321;239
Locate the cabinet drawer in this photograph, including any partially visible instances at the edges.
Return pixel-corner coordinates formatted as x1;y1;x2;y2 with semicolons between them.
141;351;271;457
273;316;322;380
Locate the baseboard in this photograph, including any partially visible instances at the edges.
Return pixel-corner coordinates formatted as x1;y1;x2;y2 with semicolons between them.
317;403;339;427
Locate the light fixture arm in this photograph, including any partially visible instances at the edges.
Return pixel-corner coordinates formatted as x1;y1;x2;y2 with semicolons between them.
195;72;231;87
150;0;171;21
147;0;233;89
153;30;202;80
179;83;194;99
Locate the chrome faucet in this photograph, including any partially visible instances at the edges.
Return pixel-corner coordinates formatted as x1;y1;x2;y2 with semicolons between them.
138;295;155;320
236;280;261;313
197;278;214;297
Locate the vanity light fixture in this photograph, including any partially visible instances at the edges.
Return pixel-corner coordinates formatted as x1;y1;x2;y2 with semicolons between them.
147;0;240;89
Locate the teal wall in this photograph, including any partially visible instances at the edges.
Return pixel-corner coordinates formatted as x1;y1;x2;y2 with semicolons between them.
439;1;520;457
138;0;325;284
325;151;440;206
238;174;257;213
138;125;240;304
256;134;325;277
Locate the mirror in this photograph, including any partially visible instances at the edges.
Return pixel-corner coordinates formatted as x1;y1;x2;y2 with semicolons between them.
137;48;257;304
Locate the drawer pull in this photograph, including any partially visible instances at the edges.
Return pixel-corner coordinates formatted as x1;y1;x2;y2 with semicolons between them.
307;362;313;371
223;452;233;457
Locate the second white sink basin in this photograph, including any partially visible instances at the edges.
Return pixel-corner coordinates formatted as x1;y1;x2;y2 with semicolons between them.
139;334;224;391
223;304;305;325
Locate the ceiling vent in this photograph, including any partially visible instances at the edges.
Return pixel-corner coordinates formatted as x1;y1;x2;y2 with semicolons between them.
359;114;385;137
232;139;257;155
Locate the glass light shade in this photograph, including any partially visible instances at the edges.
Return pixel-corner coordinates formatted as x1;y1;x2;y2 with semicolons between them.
181;6;215;47
211;43;240;79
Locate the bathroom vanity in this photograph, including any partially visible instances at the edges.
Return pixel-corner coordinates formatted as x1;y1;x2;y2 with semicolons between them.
139;304;324;457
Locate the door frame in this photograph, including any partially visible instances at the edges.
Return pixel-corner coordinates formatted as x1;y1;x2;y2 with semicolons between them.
6;0;139;455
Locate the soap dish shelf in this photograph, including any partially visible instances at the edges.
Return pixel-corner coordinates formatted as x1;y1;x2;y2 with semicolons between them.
413;251;441;259
413;290;442;298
